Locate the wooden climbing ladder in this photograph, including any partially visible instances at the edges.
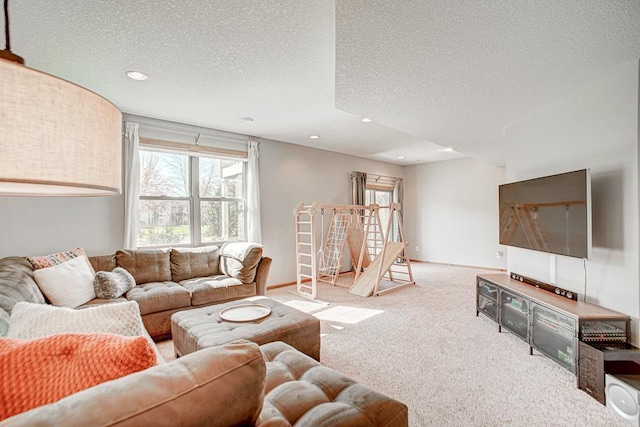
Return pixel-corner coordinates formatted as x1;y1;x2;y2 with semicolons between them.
294;203;318;299
294;203;366;299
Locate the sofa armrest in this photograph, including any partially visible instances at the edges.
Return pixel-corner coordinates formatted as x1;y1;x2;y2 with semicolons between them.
1;342;266;427
255;257;272;295
219;242;264;283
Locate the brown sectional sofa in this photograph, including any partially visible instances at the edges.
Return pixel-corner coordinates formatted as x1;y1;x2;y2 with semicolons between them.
0;242;272;340
0;243;409;426
1;341;409;426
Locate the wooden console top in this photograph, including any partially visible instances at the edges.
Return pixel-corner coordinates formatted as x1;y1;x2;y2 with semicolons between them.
478;273;629;320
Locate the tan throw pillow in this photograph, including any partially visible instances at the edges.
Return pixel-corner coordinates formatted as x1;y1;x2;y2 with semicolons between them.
33;256;96;308
93;267;136;299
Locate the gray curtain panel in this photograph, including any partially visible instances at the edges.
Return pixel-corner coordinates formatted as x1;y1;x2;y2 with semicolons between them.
351;171;367;206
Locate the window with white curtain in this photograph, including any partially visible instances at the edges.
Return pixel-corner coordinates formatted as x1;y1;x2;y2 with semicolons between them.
138;148;247;247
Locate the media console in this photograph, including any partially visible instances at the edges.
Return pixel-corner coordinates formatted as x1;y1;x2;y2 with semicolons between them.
476;273;630;375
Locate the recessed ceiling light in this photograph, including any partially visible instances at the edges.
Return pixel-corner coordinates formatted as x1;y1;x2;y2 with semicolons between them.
239;117;254;123
361;118;372;123
442;147;455;152
309;135;320;139
126;70;149;81
397;155;406;159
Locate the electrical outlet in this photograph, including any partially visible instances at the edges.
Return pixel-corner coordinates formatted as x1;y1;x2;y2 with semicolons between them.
496;250;504;259
415;246;420;252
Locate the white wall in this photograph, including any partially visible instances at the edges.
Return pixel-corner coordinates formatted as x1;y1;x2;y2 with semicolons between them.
505;59;640;342
0;196;124;257
258;138;404;285
404;157;507;269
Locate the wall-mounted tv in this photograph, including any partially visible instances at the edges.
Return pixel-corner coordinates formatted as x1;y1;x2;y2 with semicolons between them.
499;169;591;259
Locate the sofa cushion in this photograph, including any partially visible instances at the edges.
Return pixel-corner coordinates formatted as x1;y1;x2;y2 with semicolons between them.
93;267;136;299
125;281;191;315
116;249;171;285
219;242;263;283
258;341;408;427
170;246;220;282
7;301;145;339
88;253;117;273
0;333;157;422
1;342;266;427
0;257;45;336
179;275;254;306
33;256;96;308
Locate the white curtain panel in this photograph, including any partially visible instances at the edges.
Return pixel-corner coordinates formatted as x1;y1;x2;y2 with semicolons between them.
123;122;140;249
247;138;262;244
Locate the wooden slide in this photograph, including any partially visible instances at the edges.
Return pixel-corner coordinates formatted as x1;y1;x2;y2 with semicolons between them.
349;242;405;297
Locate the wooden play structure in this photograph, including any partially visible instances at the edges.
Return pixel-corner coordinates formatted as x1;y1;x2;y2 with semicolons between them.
293;202;414;299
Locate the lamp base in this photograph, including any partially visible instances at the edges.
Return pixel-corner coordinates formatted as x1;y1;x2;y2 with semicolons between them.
0;50;24;64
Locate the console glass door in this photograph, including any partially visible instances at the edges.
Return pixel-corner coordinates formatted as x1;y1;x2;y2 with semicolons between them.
531;303;576;372
499;289;529;342
477;279;498;320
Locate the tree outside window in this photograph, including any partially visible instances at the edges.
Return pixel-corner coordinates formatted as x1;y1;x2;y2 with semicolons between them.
138;149;246;247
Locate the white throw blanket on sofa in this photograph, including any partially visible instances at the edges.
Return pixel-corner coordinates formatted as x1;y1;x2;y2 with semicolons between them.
7;301;146;339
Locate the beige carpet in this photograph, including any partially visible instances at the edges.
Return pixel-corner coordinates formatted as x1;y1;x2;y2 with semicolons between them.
159;263;629;426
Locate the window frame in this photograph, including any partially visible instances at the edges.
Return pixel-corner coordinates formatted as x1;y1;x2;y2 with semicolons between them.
365;186;399;242
138;147;248;248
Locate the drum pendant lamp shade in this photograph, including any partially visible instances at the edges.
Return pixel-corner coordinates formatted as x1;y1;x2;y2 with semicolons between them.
0;58;122;196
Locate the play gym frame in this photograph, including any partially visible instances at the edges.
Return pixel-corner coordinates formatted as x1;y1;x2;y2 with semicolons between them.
293;202;414;299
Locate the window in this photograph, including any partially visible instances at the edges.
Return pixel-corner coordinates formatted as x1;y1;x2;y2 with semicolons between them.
364;174;402;242
138;149;246;247
365;188;393;236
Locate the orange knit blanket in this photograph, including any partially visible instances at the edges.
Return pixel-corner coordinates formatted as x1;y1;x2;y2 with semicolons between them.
0;333;157;421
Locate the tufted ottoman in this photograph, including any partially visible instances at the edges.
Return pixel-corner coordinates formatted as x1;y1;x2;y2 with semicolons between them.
171;297;321;360
258;341;408;426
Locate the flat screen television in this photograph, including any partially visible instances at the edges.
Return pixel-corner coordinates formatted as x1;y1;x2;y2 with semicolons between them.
498;169;591;259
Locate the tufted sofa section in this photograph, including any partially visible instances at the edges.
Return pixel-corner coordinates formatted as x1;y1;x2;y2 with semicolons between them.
258;341;408;426
0;243;272;341
87;243;271;340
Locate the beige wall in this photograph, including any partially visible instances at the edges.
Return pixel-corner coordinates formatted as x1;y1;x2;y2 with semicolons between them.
258;138;404;285
0;196;124;258
404;157;507;269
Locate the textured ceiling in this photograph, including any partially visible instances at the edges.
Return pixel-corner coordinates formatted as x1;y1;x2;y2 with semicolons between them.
335;0;640;165
3;1;640;166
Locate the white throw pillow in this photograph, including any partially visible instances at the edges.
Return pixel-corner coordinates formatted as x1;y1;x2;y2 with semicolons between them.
7;301;145;339
33;256;96;308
